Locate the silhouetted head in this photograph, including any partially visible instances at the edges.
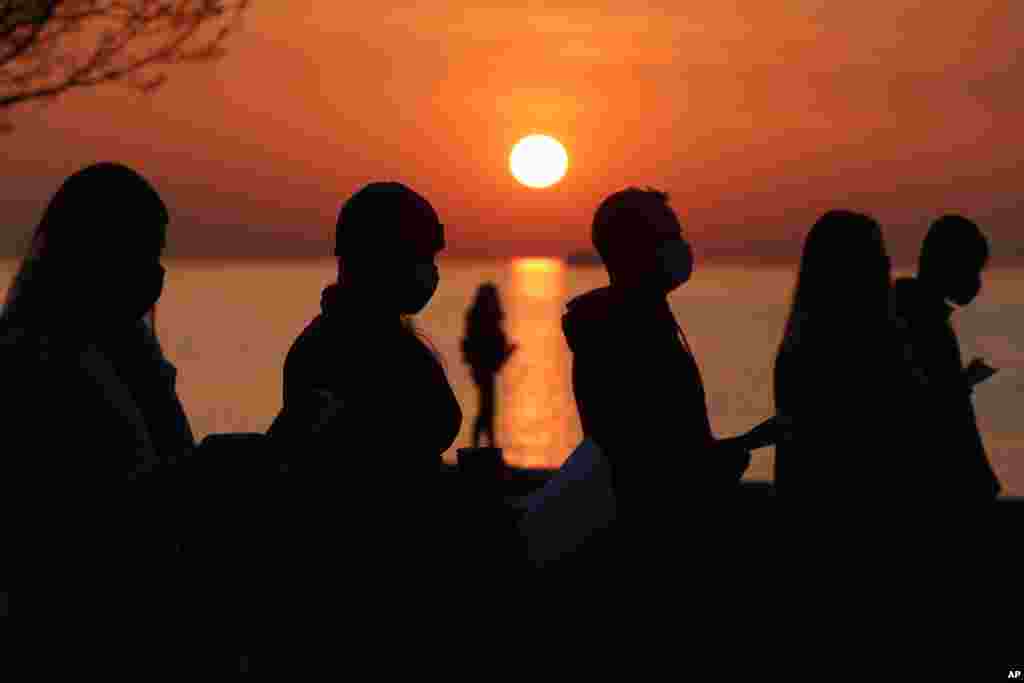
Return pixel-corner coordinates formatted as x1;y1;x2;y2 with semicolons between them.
592;187;693;294
468;282;504;324
5;162;168;325
918;215;989;307
334;182;445;315
782;210;890;350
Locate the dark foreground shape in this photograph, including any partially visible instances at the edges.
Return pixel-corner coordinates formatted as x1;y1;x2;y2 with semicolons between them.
177;435;1020;584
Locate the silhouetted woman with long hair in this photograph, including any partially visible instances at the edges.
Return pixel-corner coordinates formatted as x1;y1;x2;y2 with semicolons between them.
462;283;517;448
1;162;194;627
773;210;911;501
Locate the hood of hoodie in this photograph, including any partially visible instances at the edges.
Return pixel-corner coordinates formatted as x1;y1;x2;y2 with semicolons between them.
562;286;678;354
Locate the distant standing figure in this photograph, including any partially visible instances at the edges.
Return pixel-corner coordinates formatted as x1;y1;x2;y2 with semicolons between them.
889;215;1001;500
461;283;517;448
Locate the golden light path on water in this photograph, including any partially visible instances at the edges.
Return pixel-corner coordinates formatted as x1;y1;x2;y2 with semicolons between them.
500;257;579;469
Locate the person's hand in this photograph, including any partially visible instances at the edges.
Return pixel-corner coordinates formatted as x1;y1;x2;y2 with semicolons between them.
736;416;780;451
965;358;998;388
966;357;989;373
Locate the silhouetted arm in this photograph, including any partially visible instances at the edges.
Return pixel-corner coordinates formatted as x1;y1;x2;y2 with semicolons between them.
717;417;779;452
893;313;936;391
499;342;519;369
269;386;348;457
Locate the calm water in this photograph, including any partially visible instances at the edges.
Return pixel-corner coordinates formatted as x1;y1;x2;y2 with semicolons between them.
3;257;1021;495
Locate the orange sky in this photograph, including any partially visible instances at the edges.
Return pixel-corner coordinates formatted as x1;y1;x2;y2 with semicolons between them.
2;1;1022;262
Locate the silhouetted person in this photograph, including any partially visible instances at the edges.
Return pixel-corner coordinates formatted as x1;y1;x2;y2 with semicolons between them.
560;188;751;566
772;210;920;503
461;283;517;448
265;182;462;597
1;163;194;624
889;215;1001;500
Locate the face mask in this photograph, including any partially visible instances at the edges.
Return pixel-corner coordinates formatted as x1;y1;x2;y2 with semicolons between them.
398;262;439;314
950;273;982;307
656;239;693;291
124;263;166;322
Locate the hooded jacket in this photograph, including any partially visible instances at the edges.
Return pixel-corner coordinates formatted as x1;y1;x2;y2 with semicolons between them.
562;286;745;516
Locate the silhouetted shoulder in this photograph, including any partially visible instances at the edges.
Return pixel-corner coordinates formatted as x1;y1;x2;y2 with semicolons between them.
561;287;619;352
890;277;922;319
289;313;330;354
1;325;88;460
564;286;616;316
0;324;60;370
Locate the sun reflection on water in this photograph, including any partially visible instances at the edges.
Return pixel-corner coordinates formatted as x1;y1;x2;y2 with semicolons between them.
500;258;581;468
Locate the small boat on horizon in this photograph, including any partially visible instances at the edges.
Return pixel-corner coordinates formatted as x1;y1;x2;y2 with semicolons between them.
564;250;603;266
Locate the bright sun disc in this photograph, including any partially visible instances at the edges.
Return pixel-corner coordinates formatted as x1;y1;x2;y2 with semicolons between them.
510;134;568;188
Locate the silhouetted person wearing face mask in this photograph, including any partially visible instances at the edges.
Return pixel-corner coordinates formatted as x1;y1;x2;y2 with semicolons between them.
462;283;517;448
560;188;751;565
889;216;1000;500
1;163;194;631
266;182;462;598
773;211;917;503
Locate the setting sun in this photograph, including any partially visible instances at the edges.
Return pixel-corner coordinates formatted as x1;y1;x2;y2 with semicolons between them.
509;135;569;189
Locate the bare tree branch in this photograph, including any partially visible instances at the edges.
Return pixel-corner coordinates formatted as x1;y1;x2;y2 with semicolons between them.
1;0;250;124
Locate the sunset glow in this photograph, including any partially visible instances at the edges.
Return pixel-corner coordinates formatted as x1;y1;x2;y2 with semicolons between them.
1;2;1021;262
